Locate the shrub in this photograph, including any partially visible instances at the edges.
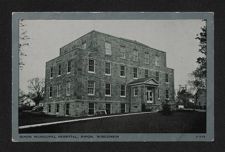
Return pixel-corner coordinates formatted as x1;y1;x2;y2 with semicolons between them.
162;103;172;115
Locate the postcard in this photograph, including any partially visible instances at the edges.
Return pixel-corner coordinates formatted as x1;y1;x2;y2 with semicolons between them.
12;12;214;142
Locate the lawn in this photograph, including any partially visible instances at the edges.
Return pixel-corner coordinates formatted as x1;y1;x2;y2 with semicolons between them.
19;112;76;126
19;111;206;133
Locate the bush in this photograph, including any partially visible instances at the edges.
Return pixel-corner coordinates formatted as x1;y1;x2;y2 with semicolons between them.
19;105;35;112
161;103;172;115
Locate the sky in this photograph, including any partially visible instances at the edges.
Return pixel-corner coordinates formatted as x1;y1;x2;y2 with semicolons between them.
19;20;205;93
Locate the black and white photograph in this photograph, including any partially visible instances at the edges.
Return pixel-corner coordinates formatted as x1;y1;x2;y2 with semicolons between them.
12;12;214;142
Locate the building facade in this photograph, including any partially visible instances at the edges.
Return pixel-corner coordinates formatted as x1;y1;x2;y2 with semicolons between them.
44;31;175;116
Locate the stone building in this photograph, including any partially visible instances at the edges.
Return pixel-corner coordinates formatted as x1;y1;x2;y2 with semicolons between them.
44;30;175;116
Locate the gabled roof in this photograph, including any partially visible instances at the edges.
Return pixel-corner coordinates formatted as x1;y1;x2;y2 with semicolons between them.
128;77;159;86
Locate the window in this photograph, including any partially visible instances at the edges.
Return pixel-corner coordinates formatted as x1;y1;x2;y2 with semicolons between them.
155;56;159;66
133;49;138;61
144;52;149;64
166;90;169;99
165;73;169;82
105;62;111;75
88;81;95;95
105;42;111;55
120;46;126;59
49;86;52;98
88;59;95;73
66;82;71;96
156;71;159;81
120;85;126;97
65;103;70;115
56;104;59;113
67;60;71;73
58;64;61;76
145;69;149;78
48;104;51;112
56;84;61;97
106;104;111;115
120;65;126;77
105;83;111;96
134;87;138;96
121;104;126;113
50;66;53;78
82;42;86;49
133;67;138;79
88;103;95;115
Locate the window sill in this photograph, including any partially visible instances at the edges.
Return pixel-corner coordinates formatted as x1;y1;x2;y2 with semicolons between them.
120;76;126;78
88;71;95;74
67;72;71;74
120;57;126;60
50;77;53;79
88;94;95;96
105;74;111;76
57;75;61;77
120;96;126;98
146;101;153;104
133;77;138;79
105;95;111;97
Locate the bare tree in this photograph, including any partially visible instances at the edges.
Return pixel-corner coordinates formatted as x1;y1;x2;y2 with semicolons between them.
27;77;45;105
19;19;30;70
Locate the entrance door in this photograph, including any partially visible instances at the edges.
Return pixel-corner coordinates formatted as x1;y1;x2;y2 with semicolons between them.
146;90;154;103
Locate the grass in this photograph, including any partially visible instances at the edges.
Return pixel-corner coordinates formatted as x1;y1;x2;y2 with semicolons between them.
19;110;206;133
19;112;76;126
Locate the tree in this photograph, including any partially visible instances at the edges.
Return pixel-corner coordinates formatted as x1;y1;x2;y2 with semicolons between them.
27;77;45;105
19;19;30;70
192;25;207;90
190;24;207;107
177;88;193;108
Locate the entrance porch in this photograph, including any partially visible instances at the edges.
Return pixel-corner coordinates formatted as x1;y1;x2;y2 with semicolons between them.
128;78;160;112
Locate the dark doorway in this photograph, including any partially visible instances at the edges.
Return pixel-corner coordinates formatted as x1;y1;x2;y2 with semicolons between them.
121;103;126;113
65;103;70;115
89;103;95;115
106;103;111;114
142;104;146;112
